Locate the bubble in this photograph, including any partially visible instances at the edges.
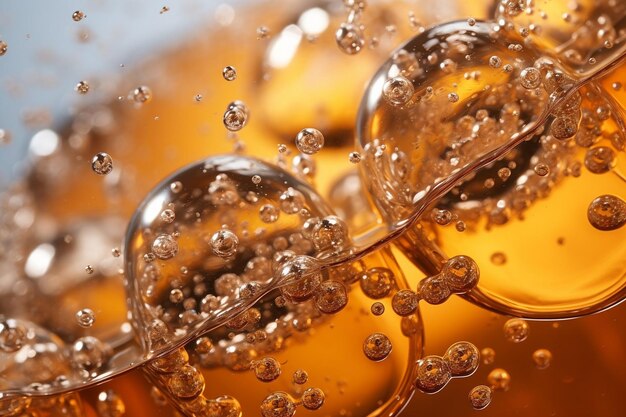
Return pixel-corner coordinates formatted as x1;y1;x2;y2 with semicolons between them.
0;319;27;352
550;115;578;140
91;152;113;175
170;181;183;193
335;23;365;55
167;364;205;398
468;385;492;410
360;267;394;299
314;280;348;314
279;255;323;303
519;67;541;89
71;336;110;376
260;392;296;417
252;174;262;185
295;128;325;155
72;10;85;21
253;357;282;382
132;86;153;104
311;215;349;252
417;274;451;305
532;348;553;369
292;369;308;385
75;308;95;328
223;101;249;132
362;332;393;362
490;252;507;265
160;208;175;223
0;40;7;56
415;355;451;394
587;194;626;231
443;341;480;377
383;76;414;106
349;151;362;163
151;234;178;260
279;187;306;214
207;395;242;417
584;146;615;174
487;368;511;391
503;318;529;343
97;390;125;417
441;255;479;293
85;265;94;274
391;289;418;316
169;288;184;303
302;387;325;410
488;55;502;68
256;26;271;40
533;163;550;176
223;66;237;81
75;80;90;94
112;247;121;257
210;229;239;258
370;302;385;316
481;347;495;365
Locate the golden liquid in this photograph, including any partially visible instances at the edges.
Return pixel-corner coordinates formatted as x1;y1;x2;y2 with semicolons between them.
2;0;625;416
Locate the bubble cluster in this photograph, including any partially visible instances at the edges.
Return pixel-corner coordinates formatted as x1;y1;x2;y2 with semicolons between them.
415;355;451;394
587;195;626;231
91;152;113;175
443;341;480;377
418;255;479;304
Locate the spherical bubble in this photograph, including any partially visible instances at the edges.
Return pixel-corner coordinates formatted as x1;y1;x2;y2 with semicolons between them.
0;319;28;352
260;204;280;223
97;390;125;417
71;336;111;376
441;255;479;294
503;318;529;343
223;101;249;132
75;308;96;328
279;187;306;214
314;280;348;314
520;67;542;89
363;332;392;361
311;215;349;252
76;80;90;94
415;355;451;394
223;66;237;81
125;155;337;353
295;128;325;155
532;348;553;369
481;347;496;365
210;229;239;258
383;76;414;106
584;146;615;174
360;267;394;299
587;194;626;231
468;385;492;410
443;341;480;377
207;395;242;417
91;152;113;175
260;392;296;417
371;302;385;316
335;23;365;55
391;289;418;316
131;86;153;104
487;368;511;391
292;369;308;385
160;208;176;223
252;357;282;382
302;387;325;410
166;364;205;398
417;274;451;305
0;40;8;56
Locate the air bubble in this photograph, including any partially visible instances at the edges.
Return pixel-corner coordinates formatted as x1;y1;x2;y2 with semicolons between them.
382;76;414;106
587;195;626;231
533;163;550;176
210;229;239;258
363;333;392;361
160;208;175;223
488;55;502;68
279;187;306;214
349;151;362;163
415;355;451;394
260;204;280;223
360;267;394;299
223;66;237;81
295;128;324;155
487;368;511;391
0;320;27;352
371;302;385;316
391;289;418;316
97;390;126;417
292;369;308;385
443;341;479;377
468;385;492;410
441;255;479;293
76;81;90;94
71;336;110;376
503;318;529;342
260;392;296;417
335;23;365;55
91;152;113;175
532;348;553;369
252;357;282;382
314;280;348;314
0;40;7;56
167;365;205;398
151;234;178;260
519;67;541;89
481;347;495;365
302;387;325;410
132;86;153;104
75;308;95;328
584;146;615;174
72;11;85;21
223;101;249;132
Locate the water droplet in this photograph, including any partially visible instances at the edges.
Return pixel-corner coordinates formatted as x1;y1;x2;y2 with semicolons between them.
302;387;325;410
152;234;179;260
75;308;95;328
363;332;392;361
503;318;529;342
260;392;296;417
131;86;153;104
223;65;237;81
468;385;492;410
382;76;414;106
91;152;113;175
253;357;281;382
587;194;626;231
295;128;324;155
532;348;553;369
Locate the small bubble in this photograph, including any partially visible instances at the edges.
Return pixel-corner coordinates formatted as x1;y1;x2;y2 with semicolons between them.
111;248;121;257
360;267;394;299
432;208;453;226
503;318;529;343
260;392;296;417
418;274;451;304
0;320;27;352
467;18;476;26
91;152;113;175
520;67;541;89
487;368;511;391
371;302;385;316
490;252;507;265
455;221;466;232
131;86;153;104
0;40;8;56
532;348;553;369
76;308;96;328
260;204;280;223
292;369;308;385
85;265;94;274
533;163;550;176
391;289;418;316
97;390;125;417
167;365;205;398
253;357;281;382
443;341;479;377
349;151;362;163
75;80;90;94
382;76;414;106
0;128;11;145
335;23;365;55
278;144;288;153
170;181;183;193
498;167;511;180
210;229;239;258
223;101;249;132
612;82;622;91
252;175;262;185
447;92;459;103
159;6;170;14
415;355;451;393
363;333;392;361
315;280;348;314
169;289;183;303
256;26;271;40
222;66;237;81
551;116;578;140
279;187;306;214
194;94;203;102
481;347;495;365
468;385;492;410
488;55;502;68
442;255;479;293
295;128;324;155
72;336;110;374
152;234;178;260
302;387;325;410
587;194;626;231
72;11;85;21
584;146;615;174
160;208;175;223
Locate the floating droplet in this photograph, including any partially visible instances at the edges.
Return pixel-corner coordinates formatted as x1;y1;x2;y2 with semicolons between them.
295;128;324;155
253;357;282;382
363;332;392;361
151;234;178;260
468;385;492;410
587;194;626;231
382;76;414;106
91;152;113;175
302;387;325;410
223;65;237;81
223;101;249;131
75;308;95;328
503;318;529;343
532;348;553;369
